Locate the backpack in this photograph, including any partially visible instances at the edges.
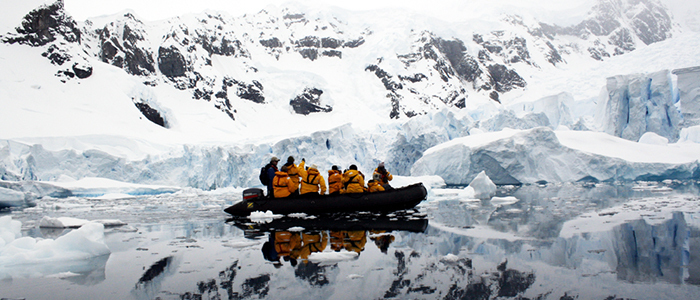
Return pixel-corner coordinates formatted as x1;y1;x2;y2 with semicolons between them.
259;164;271;185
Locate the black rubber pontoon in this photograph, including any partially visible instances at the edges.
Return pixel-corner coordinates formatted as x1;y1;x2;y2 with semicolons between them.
224;183;427;216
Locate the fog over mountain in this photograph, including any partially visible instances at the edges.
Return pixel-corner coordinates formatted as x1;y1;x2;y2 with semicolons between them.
1;0;699;194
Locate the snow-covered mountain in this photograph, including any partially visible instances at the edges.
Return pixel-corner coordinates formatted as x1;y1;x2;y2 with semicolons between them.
1;0;700;194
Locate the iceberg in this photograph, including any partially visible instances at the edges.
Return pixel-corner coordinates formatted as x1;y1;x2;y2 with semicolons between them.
467;171;497;199
0;216;111;279
411;127;700;185
595;70;681;142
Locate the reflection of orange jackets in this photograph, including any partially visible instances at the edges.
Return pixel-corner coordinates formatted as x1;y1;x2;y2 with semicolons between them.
342;170;365;193
327;170;343;194
296;232;328;260
368;181;385;192
273;171;296;198
299;167;327;195
344;230;367;253
330;231;345;251
274;231;301;257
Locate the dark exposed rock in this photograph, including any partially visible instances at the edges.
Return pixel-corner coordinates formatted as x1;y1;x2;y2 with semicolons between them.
490;91;500;103
134;102;167;128
321;37;342;48
158;46;187;77
322;50;342;58
343;38;365;48
545;41;563;65
486;64;526;92
398;74;428;83
72;61;92;79
290;87;332;115
534;0;672;60
99;14;156;76
609;28;636;55
299;48;319;60
223;77;265;104
2;0;81;46
366;65;403;91
260;37;283;48
199;35;245;57
588;46;610;61
42;44;71;65
295;36;320;48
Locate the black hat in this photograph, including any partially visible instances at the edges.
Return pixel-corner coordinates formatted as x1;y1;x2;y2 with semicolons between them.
349;164;357;170
332;165;339;171
287;156;295;163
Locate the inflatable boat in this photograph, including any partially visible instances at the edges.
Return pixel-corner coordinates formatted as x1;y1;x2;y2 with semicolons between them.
224;183;427;216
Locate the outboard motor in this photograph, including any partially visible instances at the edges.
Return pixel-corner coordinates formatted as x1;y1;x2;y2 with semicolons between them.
242;188;264;201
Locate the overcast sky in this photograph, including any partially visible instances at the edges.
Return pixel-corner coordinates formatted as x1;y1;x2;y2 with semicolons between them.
62;0;600;25
2;0;696;32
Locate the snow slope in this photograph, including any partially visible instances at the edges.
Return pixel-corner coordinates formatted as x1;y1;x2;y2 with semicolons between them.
0;0;699;195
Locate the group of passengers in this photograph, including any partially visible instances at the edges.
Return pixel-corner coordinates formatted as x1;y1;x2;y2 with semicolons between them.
261;156;393;198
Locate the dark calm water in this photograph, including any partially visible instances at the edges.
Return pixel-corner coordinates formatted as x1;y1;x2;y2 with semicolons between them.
1;182;699;300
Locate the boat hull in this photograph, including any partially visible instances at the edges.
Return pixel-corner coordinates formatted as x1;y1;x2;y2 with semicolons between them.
224;183;427;216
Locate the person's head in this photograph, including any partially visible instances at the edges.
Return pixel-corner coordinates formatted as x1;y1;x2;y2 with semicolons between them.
310;164;318;170
271;156;280;165
349;164;357;170
332;165;339;171
287;156;295;164
280;165;289;173
378;162;386;171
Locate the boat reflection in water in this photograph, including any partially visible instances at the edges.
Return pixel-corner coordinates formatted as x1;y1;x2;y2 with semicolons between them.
228;209;428;267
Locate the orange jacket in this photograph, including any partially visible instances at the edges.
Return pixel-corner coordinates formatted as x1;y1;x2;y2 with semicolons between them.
273;171;296;198
342;169;365;193
327;170;343;194
299;166;327;195
285;161;302;192
373;168;393;185
368;180;385;192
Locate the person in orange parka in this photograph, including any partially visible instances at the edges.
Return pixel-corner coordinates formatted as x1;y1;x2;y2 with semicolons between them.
273;165;297;198
327;165;343;195
283;156;302;196
367;173;386;192
341;165;365;194
373;162;393;189
299;164;327;195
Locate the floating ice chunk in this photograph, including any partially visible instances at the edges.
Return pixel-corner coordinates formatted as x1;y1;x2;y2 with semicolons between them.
0;219;110;269
249;210;283;223
308;251;358;265
288;226;305;232
490;196;519;206
40;216;89;228
441;253;460;262
638;132;669;145
39;216;127;228
468;171;497;199
0;216;22;247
